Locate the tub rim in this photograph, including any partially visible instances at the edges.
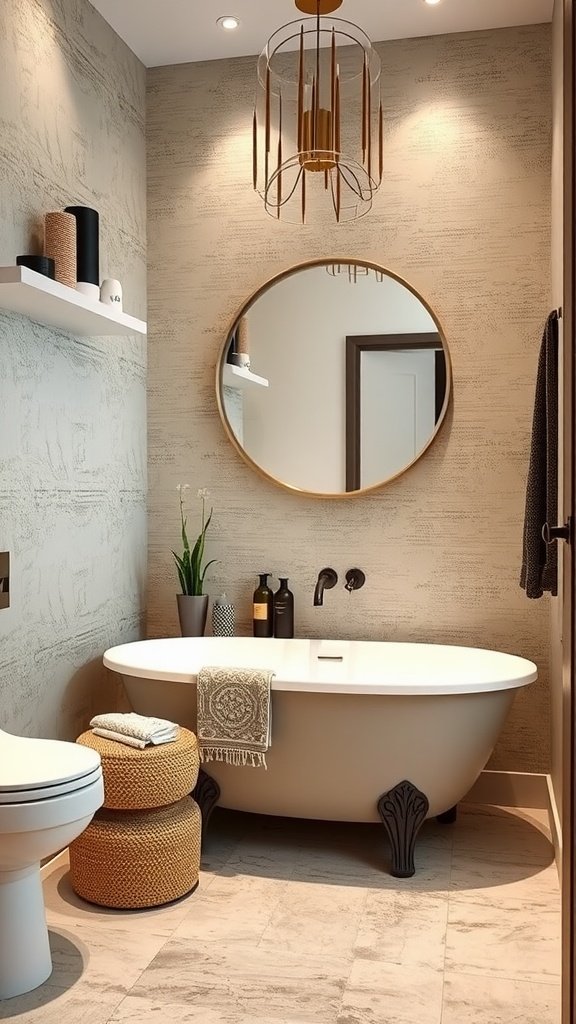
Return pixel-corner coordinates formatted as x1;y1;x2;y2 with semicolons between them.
103;637;537;697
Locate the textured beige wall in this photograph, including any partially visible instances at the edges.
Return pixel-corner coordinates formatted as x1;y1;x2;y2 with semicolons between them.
147;25;552;771
0;0;147;740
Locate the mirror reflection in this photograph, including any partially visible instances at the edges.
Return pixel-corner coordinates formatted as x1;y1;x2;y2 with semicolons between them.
218;261;450;496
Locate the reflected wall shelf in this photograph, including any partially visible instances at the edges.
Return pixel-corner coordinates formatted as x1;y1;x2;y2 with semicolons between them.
222;364;269;389
0;266;147;337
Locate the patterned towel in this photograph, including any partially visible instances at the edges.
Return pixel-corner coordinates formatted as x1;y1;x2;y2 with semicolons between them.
196;666;274;769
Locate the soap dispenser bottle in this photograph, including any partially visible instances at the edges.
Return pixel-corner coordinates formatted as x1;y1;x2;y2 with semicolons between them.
253;573;273;638
274;577;294;639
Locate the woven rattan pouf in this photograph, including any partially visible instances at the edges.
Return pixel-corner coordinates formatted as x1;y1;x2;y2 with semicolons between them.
76;727;200;810
69;797;201;908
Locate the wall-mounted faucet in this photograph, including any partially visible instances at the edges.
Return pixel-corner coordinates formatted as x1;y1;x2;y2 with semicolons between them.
313;568;338;606
344;568;366;593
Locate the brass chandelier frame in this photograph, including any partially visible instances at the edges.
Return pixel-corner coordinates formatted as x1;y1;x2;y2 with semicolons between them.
253;2;383;223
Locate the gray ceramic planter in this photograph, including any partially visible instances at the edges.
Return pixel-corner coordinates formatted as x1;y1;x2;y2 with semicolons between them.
177;594;209;637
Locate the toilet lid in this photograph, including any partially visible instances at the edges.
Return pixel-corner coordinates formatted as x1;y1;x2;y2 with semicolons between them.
0;729;101;795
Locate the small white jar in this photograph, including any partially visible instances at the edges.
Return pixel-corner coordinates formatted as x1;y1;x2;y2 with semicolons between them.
100;278;123;309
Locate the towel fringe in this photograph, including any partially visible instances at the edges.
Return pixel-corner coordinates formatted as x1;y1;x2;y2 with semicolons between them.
199;746;268;770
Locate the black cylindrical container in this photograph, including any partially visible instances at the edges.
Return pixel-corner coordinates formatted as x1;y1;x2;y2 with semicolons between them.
253;573;273;638
274;578;294;639
17;255;55;279
64;205;99;289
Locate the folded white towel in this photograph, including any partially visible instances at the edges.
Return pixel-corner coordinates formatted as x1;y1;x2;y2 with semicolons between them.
90;712;179;746
92;727;147;749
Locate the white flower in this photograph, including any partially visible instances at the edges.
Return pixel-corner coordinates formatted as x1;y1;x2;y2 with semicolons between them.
177;483;190;495
197;488;210;500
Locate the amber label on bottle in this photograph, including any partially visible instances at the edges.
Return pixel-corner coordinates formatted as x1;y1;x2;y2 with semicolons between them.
253;603;269;621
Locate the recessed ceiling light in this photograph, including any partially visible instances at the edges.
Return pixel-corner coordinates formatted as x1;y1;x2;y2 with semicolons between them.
217;15;241;30
424;0;442;5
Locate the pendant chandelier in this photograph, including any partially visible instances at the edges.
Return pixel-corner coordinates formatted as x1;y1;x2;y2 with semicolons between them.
253;0;383;224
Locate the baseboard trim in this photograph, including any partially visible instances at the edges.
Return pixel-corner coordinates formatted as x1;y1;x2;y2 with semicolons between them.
546;774;562;881
40;848;69;881
465;770;549;809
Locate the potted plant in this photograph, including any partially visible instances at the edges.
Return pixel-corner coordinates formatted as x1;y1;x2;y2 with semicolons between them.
173;485;216;636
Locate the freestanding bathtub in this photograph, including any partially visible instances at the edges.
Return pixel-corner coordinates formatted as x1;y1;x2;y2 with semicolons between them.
103;637;536;876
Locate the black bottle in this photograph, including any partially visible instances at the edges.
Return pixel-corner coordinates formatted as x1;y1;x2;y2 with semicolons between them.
274;578;294;639
253;573;273;638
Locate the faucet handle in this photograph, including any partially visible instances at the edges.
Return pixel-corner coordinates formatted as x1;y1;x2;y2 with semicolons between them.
345;568;366;593
319;568;338;589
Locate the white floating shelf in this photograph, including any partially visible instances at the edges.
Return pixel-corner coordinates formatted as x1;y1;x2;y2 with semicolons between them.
0;266;147;337
222;364;269;389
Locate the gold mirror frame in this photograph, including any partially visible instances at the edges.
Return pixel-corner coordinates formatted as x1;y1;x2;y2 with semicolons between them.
215;258;452;500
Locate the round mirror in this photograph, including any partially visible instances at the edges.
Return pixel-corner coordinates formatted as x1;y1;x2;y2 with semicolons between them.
217;260;451;498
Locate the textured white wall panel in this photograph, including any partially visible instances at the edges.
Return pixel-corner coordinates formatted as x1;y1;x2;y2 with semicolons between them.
0;0;147;740
147;25;552;771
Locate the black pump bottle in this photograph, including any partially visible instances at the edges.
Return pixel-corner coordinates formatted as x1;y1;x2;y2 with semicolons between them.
274;578;294;639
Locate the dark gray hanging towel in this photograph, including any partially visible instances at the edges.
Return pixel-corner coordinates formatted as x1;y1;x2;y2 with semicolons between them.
520;311;559;598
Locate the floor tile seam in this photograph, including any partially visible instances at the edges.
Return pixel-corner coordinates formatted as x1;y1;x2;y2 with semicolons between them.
440;967;562;989
244;879;300;950
438;870;452;1024
289;871;395;889
254;876;354;954
448;866;559;882
343;885;371;965
441;965;562;985
451;850;557;869
48;919;181;943
362;888;451;904
162;931;354;975
166;888;224;932
103;965;159;1024
446;891;562;912
192;870;294;897
111;926;185;1011
219;855;300;883
333;946;362;1021
451;840;555;856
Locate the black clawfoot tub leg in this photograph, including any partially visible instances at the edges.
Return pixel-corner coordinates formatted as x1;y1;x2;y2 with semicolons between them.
192;769;221;839
437;805;458;825
377;780;429;878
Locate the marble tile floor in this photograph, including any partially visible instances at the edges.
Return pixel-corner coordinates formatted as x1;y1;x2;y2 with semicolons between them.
0;804;560;1024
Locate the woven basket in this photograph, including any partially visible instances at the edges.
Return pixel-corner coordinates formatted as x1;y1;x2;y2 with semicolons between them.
69;798;201;909
76;728;199;810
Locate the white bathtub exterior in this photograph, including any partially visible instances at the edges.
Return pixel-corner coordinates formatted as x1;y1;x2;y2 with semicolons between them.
103;638;536;822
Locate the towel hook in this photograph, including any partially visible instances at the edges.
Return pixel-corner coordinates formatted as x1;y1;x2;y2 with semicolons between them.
543;518;572;545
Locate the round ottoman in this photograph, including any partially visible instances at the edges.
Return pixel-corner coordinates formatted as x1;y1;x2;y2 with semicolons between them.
69;798;201;908
76;728;200;809
70;727;202;909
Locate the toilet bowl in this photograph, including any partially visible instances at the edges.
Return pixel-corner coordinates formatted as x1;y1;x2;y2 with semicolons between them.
0;729;104;1000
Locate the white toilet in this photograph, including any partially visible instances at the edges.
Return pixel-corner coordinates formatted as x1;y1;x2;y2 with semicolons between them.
0;729;104;1000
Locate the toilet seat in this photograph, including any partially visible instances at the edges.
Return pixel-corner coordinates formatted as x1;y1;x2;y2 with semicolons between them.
0;766;103;804
0;730;101;804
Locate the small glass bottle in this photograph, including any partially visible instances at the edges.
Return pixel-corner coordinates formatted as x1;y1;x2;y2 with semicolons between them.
253;573;273;638
274;578;294;639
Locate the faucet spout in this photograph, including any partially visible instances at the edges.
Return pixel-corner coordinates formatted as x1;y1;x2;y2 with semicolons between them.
313;568;338;606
